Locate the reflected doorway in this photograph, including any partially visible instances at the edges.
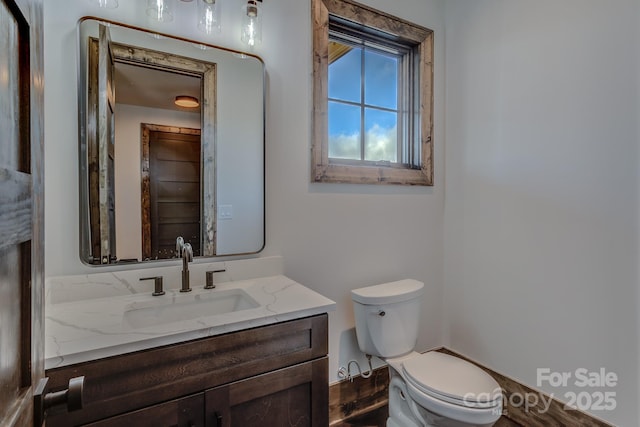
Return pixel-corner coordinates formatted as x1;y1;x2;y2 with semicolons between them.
141;124;203;259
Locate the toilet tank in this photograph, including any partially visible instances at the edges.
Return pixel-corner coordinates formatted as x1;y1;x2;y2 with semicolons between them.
351;279;424;358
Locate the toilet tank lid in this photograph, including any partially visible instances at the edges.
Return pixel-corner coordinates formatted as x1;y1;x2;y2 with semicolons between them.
351;279;424;305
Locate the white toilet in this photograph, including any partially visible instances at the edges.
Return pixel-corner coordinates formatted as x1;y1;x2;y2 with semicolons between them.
351;279;503;427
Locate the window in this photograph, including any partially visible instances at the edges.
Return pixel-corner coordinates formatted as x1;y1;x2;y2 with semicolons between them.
328;18;416;166
312;0;433;185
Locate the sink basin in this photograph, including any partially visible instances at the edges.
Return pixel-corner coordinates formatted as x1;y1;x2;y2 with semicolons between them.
123;288;260;329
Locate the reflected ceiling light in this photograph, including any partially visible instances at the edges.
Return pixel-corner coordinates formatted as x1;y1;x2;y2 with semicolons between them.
174;95;200;108
241;0;262;47
147;0;175;23
198;0;221;35
90;0;118;8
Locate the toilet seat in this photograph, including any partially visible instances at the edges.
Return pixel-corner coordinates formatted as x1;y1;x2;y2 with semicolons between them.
402;352;502;409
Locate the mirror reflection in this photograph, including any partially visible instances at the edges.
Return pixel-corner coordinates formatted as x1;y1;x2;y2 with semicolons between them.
78;18;265;265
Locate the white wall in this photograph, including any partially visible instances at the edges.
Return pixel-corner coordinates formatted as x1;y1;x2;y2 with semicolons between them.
259;0;446;379
44;0;446;383
443;1;639;425
637;4;640;421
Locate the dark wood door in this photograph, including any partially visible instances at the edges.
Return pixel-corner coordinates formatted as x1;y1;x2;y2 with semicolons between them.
205;359;329;427
0;0;45;425
147;128;201;259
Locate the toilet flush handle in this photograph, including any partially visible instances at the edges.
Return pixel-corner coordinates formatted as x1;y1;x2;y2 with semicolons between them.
378;310;386;317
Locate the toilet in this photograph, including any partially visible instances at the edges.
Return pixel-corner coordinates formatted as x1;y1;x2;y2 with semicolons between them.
351;279;503;427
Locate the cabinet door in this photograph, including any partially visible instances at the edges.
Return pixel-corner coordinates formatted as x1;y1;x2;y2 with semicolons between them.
206;358;328;427
87;393;205;427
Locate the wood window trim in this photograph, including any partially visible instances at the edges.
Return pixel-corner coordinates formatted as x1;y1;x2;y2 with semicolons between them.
311;0;434;186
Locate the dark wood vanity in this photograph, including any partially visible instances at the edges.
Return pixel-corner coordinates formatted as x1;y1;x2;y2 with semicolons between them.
45;314;328;427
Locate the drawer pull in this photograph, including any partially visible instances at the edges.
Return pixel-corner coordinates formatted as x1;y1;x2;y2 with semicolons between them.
215;411;223;427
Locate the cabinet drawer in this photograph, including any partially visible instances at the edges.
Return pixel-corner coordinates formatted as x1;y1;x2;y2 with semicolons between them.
46;314;328;426
86;394;205;427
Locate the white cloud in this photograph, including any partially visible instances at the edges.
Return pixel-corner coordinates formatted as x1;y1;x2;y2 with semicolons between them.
329;124;397;162
329;132;360;159
365;124;397;162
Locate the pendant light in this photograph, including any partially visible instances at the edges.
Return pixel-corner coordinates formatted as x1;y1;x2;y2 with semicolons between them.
241;0;262;47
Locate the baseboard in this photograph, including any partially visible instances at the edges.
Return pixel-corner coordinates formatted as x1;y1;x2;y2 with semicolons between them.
329;365;389;426
329;348;614;427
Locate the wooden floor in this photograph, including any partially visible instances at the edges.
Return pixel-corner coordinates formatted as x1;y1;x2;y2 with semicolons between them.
330;350;611;427
334;404;522;427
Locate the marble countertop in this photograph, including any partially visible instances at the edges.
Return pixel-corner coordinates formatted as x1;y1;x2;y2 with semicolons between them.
45;274;335;369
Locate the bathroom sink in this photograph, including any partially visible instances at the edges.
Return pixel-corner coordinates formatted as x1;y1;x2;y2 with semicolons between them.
122;288;260;329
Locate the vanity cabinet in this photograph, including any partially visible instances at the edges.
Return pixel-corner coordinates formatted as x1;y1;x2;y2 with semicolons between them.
45;314;328;427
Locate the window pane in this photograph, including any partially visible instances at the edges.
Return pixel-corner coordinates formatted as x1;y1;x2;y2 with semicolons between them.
364;49;397;110
329;101;361;160
364;108;397;162
328;42;361;103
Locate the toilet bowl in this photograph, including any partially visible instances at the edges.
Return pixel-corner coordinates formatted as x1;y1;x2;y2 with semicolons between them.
351;280;503;427
387;351;502;427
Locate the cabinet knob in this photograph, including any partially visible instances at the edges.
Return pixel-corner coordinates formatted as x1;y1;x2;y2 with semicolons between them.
34;376;85;426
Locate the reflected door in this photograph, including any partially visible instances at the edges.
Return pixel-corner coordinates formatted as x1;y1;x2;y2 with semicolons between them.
141;125;202;259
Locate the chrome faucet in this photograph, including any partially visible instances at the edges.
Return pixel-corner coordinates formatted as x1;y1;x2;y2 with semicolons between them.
176;237;193;293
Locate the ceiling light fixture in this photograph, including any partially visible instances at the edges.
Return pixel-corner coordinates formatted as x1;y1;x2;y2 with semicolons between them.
174;95;200;108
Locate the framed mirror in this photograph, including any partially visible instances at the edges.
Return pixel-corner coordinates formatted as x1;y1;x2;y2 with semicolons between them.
78;18;265;265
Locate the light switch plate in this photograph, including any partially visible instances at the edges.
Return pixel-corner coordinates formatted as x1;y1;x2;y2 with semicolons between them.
219;204;233;220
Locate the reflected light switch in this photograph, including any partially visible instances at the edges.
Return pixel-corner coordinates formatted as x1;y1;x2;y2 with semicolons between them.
219;204;233;220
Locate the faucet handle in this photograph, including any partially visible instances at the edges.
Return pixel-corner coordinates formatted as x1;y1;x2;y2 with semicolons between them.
205;269;226;289
140;276;165;296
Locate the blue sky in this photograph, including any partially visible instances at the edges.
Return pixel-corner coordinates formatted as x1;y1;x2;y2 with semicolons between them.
328;44;399;162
